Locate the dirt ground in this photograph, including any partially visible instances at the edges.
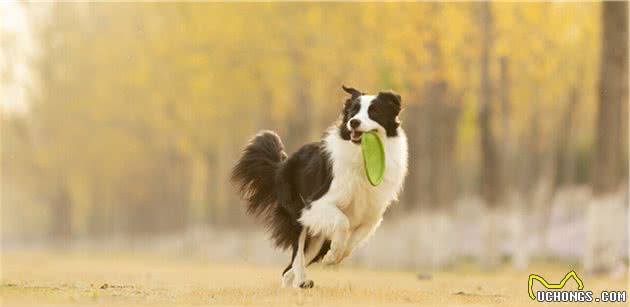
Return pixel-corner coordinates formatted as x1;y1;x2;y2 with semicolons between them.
1;251;627;306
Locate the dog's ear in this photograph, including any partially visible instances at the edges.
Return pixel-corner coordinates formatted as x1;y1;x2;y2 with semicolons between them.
342;85;363;99
377;90;401;107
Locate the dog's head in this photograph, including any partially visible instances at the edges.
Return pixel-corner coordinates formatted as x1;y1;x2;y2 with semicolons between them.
339;85;402;144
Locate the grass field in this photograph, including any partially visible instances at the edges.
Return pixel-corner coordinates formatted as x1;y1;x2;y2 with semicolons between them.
1;251;627;306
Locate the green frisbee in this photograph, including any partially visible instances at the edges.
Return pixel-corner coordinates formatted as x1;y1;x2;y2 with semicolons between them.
361;131;385;186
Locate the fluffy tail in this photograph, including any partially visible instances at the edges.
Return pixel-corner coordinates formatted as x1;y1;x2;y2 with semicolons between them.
231;131;298;249
231;130;287;215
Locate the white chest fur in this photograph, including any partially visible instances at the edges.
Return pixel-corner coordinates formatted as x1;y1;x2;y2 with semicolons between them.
323;128;408;228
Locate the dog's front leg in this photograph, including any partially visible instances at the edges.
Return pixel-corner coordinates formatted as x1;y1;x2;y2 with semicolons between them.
321;220;350;265
299;202;349;265
341;217;382;261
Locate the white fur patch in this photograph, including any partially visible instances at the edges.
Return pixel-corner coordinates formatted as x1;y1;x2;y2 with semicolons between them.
299;203;348;238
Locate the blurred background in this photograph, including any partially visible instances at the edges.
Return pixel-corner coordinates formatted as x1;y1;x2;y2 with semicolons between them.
1;2;628;274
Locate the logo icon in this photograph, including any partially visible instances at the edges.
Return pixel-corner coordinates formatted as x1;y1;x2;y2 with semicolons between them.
528;271;584;300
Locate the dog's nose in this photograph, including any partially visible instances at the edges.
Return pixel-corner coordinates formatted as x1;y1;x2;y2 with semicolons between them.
349;119;361;129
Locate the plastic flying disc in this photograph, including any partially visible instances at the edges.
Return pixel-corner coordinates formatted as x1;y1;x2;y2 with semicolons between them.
361;131;385;186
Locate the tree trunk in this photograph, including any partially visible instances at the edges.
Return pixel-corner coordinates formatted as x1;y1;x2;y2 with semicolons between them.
499;57;512;193
592;2;628;194
533;86;580;261
427;82;461;211
585;1;628;275
556;87;579;186
499;57;529;268
400;102;422;211
478;3;503;209
477;2;504;269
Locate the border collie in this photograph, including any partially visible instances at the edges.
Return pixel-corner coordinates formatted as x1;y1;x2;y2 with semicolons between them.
231;86;408;288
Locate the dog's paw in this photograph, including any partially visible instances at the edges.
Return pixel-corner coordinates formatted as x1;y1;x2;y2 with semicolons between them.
299;280;314;289
341;247;354;260
292;279;314;289
322;249;342;265
281;270;294;288
321;251;335;265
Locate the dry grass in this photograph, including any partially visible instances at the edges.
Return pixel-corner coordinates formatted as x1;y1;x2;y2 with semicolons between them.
1;251;627;306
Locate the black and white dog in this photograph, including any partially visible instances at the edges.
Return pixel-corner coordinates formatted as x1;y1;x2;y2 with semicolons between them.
231;86;408;288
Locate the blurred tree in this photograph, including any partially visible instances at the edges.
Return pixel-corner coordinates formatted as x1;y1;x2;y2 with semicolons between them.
405;4;462;212
584;1;628;275
476;2;504;269
591;4;628;193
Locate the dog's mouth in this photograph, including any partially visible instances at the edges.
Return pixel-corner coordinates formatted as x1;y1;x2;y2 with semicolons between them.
351;130;363;144
350;129;377;144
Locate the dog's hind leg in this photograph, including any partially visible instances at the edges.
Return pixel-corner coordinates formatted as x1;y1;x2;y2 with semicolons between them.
282;232;325;287
304;234;326;265
281;245;297;288
308;239;331;265
289;228;313;288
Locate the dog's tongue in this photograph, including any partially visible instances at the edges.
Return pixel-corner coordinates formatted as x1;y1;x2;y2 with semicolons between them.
351;131;362;140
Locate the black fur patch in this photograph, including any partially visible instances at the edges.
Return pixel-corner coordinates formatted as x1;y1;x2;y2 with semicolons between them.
369;91;402;137
339;97;362;141
231;132;333;251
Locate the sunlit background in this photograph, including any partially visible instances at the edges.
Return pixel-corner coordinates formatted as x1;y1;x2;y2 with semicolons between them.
1;2;628;275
